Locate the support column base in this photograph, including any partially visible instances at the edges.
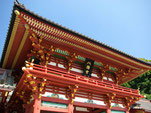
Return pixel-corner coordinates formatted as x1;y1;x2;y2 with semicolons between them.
33;99;41;113
126;111;129;113
106;108;111;113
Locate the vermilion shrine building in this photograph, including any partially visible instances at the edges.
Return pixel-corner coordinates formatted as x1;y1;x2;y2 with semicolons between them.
0;2;151;113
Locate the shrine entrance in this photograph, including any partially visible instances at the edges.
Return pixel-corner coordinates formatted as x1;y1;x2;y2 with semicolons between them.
3;2;150;113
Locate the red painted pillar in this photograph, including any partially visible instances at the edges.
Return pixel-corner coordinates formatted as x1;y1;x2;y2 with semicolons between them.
2;91;8;103
125;110;129;113
25;105;29;113
67;85;78;113
106;108;111;113
25;101;34;113
68;96;73;113
68;102;73;113
33;98;41;113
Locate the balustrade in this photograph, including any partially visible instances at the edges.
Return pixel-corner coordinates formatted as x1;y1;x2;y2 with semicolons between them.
25;62;139;95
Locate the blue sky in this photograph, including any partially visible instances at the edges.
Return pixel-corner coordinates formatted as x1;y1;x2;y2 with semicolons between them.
0;0;151;60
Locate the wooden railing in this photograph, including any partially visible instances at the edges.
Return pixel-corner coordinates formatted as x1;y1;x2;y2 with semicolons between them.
26;63;139;95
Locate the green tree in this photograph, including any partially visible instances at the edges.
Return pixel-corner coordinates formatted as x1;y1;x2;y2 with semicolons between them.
122;59;151;99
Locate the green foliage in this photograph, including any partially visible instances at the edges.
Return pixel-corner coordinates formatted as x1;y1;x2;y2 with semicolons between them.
139;58;151;62
122;58;151;99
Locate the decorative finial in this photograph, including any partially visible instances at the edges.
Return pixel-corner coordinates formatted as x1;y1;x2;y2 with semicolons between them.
14;10;20;16
15;0;26;8
16;0;20;4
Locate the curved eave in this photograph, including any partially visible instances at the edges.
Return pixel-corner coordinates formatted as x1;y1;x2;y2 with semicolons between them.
120;69;149;85
1;2;151;70
13;3;151;67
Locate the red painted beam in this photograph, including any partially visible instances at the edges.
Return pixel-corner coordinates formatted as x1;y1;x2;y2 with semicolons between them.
0;88;12;92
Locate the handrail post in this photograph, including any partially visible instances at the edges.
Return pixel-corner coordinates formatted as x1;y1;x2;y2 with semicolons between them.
96;80;98;85
25;61;33;70
45;65;47;73
76;75;78;80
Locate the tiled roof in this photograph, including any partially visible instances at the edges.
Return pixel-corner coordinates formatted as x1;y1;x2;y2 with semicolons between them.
1;2;151;67
132;99;151;112
0;84;15;91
